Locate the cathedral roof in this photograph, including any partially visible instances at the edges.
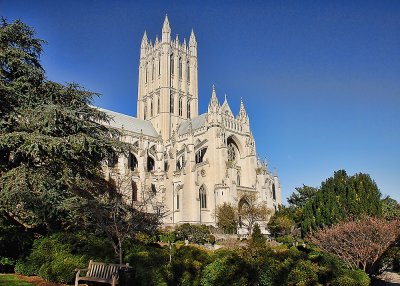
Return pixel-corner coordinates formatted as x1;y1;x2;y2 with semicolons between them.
98;108;159;137
178;113;207;135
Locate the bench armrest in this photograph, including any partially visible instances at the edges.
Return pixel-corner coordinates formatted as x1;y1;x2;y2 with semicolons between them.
75;268;89;272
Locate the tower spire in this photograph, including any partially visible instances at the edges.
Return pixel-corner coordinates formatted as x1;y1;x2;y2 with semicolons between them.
238;97;247;118
208;85;220;113
162;14;171;42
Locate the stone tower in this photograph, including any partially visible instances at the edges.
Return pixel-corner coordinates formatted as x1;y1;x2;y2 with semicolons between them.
137;15;199;141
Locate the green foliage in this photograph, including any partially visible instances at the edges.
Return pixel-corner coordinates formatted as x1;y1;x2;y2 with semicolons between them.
15;232;114;283
201;250;251;286
382;196;400;220
0;213;34;271
215;203;238;234
0;19;126;233
250;223;266;247
174;223;211;244
287;260;319;286
267;208;295;237
332;270;370;286
301;170;382;235
124;243;169;286
288;185;318;209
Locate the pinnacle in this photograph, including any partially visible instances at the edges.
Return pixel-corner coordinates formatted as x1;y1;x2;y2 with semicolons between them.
162;14;171;32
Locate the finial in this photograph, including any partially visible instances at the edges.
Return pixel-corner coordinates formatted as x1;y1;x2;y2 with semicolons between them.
189;28;196;45
274;167;278;177
162;14;171;34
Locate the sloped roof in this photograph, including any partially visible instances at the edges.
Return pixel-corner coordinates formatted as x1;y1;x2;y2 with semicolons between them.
98;107;159;138
178;113;207;135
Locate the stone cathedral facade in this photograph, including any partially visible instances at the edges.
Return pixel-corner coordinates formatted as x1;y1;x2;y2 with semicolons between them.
102;16;282;233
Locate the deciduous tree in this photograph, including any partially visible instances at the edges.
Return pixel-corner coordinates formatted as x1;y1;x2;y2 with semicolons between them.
309;216;400;274
215;202;238;234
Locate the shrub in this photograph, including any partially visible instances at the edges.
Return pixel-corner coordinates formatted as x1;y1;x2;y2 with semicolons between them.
15;232;114;283
287;260;319;286
332;270;370;286
201;250;251;286
174;224;210;244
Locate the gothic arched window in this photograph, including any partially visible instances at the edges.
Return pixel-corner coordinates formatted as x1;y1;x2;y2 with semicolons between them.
147;156;155;172
179;57;182;79
176;193;180;209
128;153;138;170
237;173;241;186
272;184;276;200
227;137;239;162
151;183;156;195
199;186;207;209
143;103;147;120
131;181;138;202
187;61;190;82
150;99;153;117
195;148;207;164
170;92;174;113
170;54;174;75
178;97;183;116
157;96;160;114
176;155;184;170
228;143;236;162
187;101;191;118
145;62;148;83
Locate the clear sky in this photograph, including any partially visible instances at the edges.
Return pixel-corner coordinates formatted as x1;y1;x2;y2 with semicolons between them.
3;0;400;203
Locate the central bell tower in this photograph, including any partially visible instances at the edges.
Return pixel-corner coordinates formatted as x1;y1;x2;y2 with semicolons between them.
137;16;198;141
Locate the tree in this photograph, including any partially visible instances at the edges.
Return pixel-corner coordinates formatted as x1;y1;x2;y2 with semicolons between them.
89;171;166;264
238;194;271;235
0;19;126;232
301;170;382;235
287;185;318;209
309;217;400;274
215;202;238;234
382;196;400;221
267;208;295;237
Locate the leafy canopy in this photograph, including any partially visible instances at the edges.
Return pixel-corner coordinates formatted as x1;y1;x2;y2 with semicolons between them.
0;19;126;232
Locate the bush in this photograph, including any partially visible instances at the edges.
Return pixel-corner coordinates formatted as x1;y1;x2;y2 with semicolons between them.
174;224;210;244
15;232;114;283
332;270;370;286
287;260;319;286
201;250;251;286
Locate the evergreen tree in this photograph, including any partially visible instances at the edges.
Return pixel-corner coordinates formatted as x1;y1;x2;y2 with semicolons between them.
0;19;126;233
301;170;382;236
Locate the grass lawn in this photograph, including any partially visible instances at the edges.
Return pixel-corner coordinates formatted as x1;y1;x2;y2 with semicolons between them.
0;275;34;286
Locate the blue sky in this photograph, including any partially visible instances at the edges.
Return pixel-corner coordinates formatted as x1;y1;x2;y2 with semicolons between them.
3;0;400;202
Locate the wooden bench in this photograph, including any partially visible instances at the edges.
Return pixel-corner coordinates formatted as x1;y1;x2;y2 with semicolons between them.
74;260;130;286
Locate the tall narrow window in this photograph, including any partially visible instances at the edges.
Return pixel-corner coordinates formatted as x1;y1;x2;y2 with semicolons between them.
170;92;174;114
151;183;156;195
187;101;191;118
158;58;161;75
152;60;154;80
147;156;155;172
144;103;147;120
170;54;174;75
128;153;138;170
176;193;180;209
187;61;190;82
178;97;183;116
237;173;241;186
145;63;148;83
195;148;207;164
150;99;153;117
131;181;138;202
157;96;160;114
179;58;182;79
199;186;207;209
272;184;276;200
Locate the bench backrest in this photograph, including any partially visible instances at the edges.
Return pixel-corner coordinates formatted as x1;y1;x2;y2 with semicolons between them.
86;260;129;280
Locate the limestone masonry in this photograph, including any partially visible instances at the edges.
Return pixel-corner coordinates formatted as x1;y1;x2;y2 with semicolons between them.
101;16;282;234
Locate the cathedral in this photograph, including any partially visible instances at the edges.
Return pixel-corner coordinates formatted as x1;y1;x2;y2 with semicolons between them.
101;16;282;233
